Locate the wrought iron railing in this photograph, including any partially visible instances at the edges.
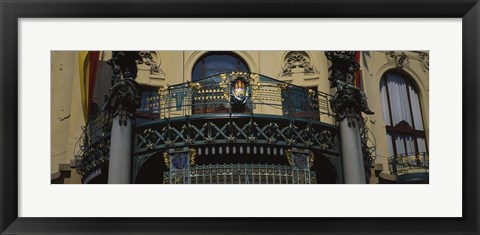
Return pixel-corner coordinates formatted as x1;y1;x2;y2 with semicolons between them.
388;152;429;175
73;110;112;176
136;73;334;121
134;113;340;156
73;110;111;156
359;117;376;170
164;163;317;184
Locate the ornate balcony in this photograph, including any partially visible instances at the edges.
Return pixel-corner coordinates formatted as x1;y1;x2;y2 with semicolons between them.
388;152;429;183
75;72;343;184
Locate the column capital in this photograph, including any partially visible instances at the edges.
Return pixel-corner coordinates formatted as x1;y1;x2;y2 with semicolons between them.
325;51;374;127
104;51;142;126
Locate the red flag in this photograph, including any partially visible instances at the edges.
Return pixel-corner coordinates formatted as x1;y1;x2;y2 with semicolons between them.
79;51;100;121
87;51;100;115
354;51;362;90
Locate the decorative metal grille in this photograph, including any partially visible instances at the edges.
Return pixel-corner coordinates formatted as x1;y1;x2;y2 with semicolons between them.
138;73;333;119
75;138;110;176
164;163;316;184
134;114;340;156
388;152;429;175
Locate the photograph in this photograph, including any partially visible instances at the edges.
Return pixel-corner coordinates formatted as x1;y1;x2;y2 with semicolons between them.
51;50;429;184
2;0;477;232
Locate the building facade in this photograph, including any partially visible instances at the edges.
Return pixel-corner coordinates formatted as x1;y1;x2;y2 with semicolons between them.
51;50;429;184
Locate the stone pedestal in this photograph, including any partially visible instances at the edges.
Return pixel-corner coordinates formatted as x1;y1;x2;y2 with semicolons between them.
340;119;366;184
108;116;132;184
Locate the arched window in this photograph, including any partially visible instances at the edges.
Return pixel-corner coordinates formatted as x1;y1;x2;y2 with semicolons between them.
192;52;249;81
380;71;428;160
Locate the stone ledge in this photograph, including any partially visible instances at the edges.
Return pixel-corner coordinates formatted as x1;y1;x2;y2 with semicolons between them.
378;172;396;184
51;171;61;181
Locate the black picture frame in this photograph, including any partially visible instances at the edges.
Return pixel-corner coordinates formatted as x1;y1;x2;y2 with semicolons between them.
1;0;478;234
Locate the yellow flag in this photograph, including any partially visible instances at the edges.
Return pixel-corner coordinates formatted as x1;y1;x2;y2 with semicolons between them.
78;51;90;121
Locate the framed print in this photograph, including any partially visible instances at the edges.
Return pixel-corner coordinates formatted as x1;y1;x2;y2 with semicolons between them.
1;0;479;234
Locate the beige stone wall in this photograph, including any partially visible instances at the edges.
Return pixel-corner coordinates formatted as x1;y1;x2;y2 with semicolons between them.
50;51;94;181
51;51;75;177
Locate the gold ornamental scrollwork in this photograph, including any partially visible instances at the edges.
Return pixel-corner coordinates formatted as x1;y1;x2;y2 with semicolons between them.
285;148;293;166
163;152;170;168
189;148;197;166
187;81;201;90
250;73;260;100
277;83;289;91
158;85;169;98
219;73;230;100
307;88;316;97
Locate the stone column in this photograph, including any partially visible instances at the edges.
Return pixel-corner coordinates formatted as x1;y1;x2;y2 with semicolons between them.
108;117;132;184
325;51;374;184
105;51;142;184
339;118;365;183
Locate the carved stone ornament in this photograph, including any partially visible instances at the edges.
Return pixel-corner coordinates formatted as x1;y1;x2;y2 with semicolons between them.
103;51;142;126
385;51;409;69
325;51;358;87
106;51;142;85
330;87;371;127
417;52;429;71
138;51;165;75
325;51;374;127
280;51;317;76
104;76;141;126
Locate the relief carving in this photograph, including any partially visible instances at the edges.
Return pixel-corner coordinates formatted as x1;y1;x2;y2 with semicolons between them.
385;51;409;69
280;51;317;76
139;51;166;76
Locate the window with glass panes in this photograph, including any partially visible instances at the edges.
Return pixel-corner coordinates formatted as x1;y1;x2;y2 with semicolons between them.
192;52;249;81
379;71;428;159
